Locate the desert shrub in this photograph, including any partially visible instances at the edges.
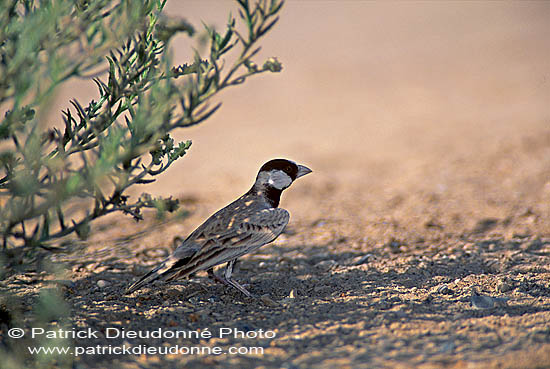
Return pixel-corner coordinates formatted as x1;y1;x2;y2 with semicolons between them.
0;0;284;261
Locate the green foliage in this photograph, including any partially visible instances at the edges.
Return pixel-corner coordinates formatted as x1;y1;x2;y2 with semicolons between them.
0;0;284;256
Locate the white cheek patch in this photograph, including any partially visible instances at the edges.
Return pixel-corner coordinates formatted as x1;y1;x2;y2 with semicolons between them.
267;170;292;189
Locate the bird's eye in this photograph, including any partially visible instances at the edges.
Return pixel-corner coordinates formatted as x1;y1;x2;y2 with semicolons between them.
286;165;292;172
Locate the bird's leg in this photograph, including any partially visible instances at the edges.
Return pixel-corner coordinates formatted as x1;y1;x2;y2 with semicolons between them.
224;259;252;297
207;268;226;284
207;260;252;297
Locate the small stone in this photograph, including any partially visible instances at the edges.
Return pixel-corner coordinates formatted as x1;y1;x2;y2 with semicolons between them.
96;280;109;288
471;294;495;309
435;284;453;295
289;289;296;299
353;254;373;266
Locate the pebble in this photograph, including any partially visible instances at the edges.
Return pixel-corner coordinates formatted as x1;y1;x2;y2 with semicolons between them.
470;294;495;309
470;294;509;309
97;280;109;288
353;254;373;266
435;284;453;295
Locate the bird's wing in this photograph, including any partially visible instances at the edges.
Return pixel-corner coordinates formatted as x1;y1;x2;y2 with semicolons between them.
166;208;290;280
125;241;198;294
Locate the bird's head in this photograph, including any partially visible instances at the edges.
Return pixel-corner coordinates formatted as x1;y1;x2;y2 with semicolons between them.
255;158;312;191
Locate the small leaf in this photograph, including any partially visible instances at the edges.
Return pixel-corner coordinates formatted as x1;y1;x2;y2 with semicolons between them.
257;16;279;38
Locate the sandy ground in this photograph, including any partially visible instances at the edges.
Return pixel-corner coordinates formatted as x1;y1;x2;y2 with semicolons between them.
2;1;550;368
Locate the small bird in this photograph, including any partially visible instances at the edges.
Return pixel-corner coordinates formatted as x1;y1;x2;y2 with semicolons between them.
126;158;312;297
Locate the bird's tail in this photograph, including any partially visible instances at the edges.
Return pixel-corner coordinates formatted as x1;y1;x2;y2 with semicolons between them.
125;255;188;294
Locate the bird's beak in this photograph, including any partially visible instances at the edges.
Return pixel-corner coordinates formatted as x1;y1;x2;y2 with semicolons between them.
296;164;312;178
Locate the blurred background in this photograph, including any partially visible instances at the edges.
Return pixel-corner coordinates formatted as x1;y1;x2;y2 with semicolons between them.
55;1;550;231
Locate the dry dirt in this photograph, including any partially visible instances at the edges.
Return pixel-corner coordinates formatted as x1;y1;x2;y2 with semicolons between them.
2;1;550;368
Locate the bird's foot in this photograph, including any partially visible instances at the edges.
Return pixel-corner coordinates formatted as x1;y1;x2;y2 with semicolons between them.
207;269;252;297
225;277;252;297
